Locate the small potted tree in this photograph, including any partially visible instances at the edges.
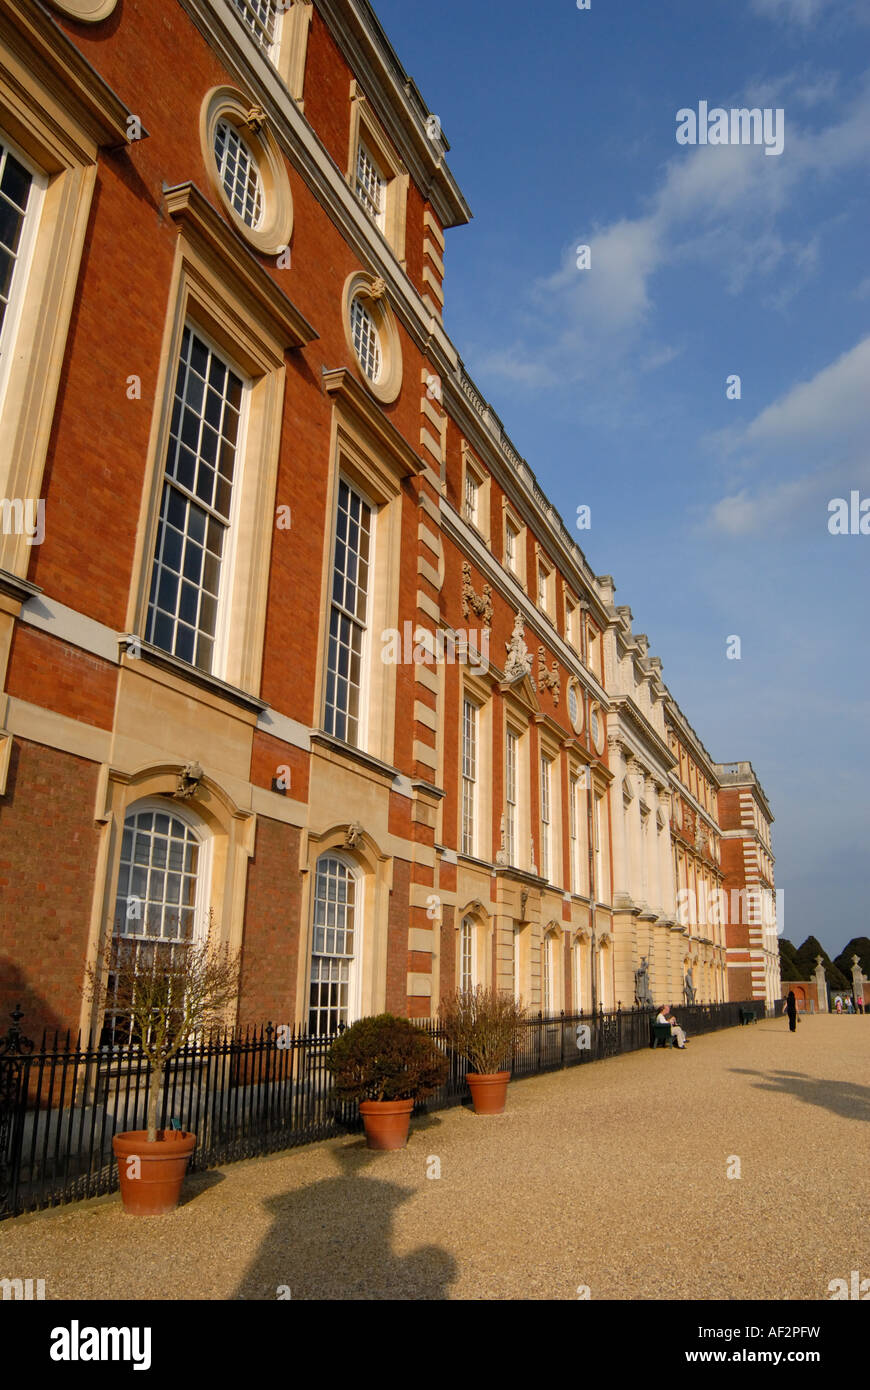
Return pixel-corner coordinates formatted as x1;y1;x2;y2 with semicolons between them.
325;1013;448;1149
439;986;526;1114
87;926;240;1215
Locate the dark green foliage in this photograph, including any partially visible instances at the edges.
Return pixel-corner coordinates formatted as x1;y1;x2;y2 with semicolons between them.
325;1013;449;1103
834;937;870;981
794;936;849;988
778;938;802;981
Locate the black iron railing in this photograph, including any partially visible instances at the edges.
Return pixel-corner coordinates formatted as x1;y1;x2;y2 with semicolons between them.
0;999;763;1219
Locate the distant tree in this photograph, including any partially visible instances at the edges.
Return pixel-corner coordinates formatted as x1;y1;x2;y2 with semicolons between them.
794;935;849;988
834;937;870;981
778;940;802;982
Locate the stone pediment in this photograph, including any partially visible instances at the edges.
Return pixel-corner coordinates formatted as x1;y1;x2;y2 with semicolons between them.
499;671;541;714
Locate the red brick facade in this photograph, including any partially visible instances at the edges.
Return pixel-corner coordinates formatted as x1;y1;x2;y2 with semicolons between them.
0;0;775;1041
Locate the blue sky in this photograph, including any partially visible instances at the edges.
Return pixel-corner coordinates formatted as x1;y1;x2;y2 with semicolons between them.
374;0;870;959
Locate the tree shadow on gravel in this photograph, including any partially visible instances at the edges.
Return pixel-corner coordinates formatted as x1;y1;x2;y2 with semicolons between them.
730;1067;870;1123
231;1131;457;1301
176;1170;226;1207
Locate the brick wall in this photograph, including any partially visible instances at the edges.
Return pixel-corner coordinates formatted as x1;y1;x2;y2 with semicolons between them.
238;818;302;1026
0;740;100;1037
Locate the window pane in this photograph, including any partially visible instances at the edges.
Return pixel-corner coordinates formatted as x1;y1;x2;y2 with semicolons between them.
230;0;279;53
146;329;243;673
213;119;263;228
355;141;386;228
308;856;357;1035
325;482;371;747
350;296;382;381
0;141;34;345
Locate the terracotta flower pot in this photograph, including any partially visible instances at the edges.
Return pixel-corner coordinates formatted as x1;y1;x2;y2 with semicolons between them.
466;1071;510;1115
358;1099;415;1150
112;1129;196;1216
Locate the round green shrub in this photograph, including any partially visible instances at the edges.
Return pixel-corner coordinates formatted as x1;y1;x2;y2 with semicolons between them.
326;1013;449;1103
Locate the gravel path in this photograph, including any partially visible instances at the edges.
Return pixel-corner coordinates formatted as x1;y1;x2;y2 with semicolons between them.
2;1014;867;1300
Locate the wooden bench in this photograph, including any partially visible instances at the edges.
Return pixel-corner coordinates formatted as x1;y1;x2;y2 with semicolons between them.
739;1007;758;1025
650;1021;678;1049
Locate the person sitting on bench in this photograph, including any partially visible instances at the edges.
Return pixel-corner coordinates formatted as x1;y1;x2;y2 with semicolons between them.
656;1004;687;1049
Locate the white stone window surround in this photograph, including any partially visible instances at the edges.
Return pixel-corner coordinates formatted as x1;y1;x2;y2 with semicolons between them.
0;132;46;416
145;322;250;678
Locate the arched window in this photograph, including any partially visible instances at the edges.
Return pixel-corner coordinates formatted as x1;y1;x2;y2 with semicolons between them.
115;804;203;943
459;916;475;992
308;854;359;1035
105;800;209;1043
597;941;609;1010
542;932;554;1014
572;939;583;1012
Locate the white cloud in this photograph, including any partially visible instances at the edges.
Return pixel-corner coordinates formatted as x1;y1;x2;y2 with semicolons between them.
750;0;832;24
705;337;870;534
744;336;870;449
639;343;684;372
535;216;661;336
479;77;870;386
708;474;827;535
750;0;869;24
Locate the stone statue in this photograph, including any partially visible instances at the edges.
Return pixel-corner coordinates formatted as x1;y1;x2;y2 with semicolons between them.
814;954;828;1012
684;967;696;1005
174;761;203;800
504;611;532;681
495;814;509;867
344;821;364;849
851;954;866;1012
634;956;652;1007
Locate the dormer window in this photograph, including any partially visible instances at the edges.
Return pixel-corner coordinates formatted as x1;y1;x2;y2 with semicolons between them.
536;553;554;617
502;500;525;586
355;141;386;230
460;444;490;544
348;82;409;262
230;0;279;55
226;1;313;105
464;469;478;526
505;520;517;571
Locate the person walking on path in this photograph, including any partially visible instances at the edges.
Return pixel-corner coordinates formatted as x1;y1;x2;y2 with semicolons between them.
835;996;843;1014
785;990;798;1033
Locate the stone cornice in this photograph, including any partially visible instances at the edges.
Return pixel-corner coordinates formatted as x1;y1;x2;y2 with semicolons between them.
1;0;140;149
313;0;471;229
0;567;42;604
175;0;460;379
669;778;721;840
133;640;268;714
174;0;614;654
322;367;423;479
609;696;676;776
714;760;774;822
164;182;318;350
663;690;719;783
310;730;398;786
442;370;609;628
